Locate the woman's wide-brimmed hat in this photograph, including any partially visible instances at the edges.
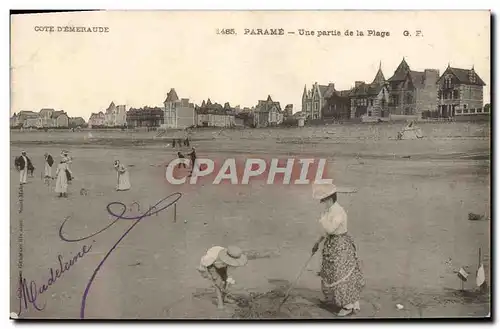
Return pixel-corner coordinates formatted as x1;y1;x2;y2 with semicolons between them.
312;183;337;200
200;246;224;267
114;160;120;167
218;246;247;267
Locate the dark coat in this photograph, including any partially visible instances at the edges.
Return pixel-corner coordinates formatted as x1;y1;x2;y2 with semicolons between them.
15;156;34;171
46;155;54;167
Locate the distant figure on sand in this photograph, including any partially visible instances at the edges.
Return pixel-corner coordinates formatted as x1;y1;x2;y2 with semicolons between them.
187;147;197;177
15;150;34;184
55;157;72;198
114;160;131;191
311;183;365;317
197;246;248;309
44;153;54;178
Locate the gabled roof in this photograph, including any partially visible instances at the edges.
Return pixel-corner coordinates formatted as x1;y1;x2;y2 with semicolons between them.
439;66;486;86
372;66;386;85
388;58;411;81
164;88;179;103
255;95;282;113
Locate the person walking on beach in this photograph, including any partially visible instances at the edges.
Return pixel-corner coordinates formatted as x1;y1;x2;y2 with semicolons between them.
114;160;131;191
311;183;365;316
44;153;54;178
55;157;72;198
15;150;33;185
187;147;197;176
197;246;248;309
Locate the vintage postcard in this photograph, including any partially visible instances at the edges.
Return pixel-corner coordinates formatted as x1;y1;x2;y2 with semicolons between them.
10;10;490;319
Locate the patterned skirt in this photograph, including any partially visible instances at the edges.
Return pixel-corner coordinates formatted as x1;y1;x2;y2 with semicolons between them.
320;233;365;308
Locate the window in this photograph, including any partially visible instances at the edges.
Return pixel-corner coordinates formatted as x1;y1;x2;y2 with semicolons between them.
463;104;468;109
368;111;372;117
469;71;476;83
456;109;462;114
453;90;459;99
484;107;489;113
444;76;452;89
314;103;319;110
470;109;476;113
370;99;374;106
463;109;469;114
477;108;482;113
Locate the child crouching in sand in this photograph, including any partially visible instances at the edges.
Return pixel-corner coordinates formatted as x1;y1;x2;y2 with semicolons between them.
197;246;247;309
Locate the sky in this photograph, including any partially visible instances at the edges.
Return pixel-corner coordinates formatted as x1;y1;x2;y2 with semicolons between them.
11;11;490;120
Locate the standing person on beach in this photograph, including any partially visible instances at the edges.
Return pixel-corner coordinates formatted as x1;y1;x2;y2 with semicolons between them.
15;150;33;185
311;183;365;316
44;153;54;178
187;147;197;176
55;157;72;198
114;160;131;191
197;246;248;309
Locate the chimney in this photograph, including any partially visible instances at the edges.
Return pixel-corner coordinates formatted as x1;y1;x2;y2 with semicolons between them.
355;81;364;88
424;69;439;85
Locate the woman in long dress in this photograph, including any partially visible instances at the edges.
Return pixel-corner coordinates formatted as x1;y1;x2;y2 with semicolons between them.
55;158;72;198
311;183;365;316
114;160;131;191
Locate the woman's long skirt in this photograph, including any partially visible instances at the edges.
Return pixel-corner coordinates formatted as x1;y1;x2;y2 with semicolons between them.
55;169;68;193
44;163;52;178
116;171;131;191
320;233;365;308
